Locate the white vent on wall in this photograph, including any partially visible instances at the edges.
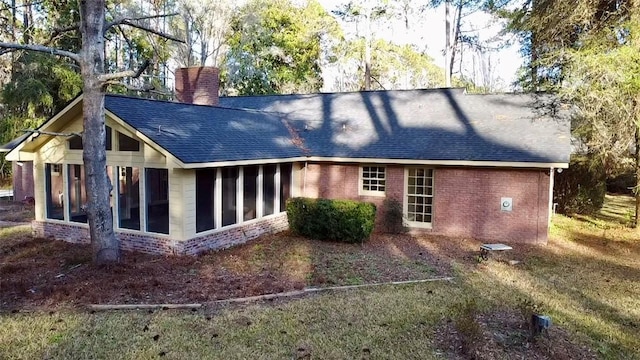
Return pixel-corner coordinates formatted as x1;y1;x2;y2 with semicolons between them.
501;197;513;212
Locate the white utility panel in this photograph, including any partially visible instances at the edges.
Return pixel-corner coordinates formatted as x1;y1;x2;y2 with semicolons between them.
501;197;513;212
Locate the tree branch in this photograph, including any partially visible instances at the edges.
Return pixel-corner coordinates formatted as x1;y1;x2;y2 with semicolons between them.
105;13;180;32
104;79;155;92
104;13;184;43
0;42;79;62
115;20;185;43
46;24;80;45
98;59;151;82
23;129;82;137
104;80;169;97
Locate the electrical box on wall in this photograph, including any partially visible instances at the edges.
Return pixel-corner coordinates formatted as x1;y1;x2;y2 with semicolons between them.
501;197;513;212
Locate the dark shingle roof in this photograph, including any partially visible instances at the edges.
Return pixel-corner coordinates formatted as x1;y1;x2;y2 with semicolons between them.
105;96;301;163
0;133;30;152
104;88;570;165
218;89;571;164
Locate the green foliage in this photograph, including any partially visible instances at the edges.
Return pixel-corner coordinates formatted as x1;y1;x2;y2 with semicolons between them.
0;53;82;178
554;156;606;215
0;0;83;179
2;53;81;116
222;0;340;95
381;198;405;234
329;39;444;90
286;197;376;243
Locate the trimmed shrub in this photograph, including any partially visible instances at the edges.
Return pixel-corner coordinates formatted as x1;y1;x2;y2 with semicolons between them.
286;197;376;243
554;155;606;215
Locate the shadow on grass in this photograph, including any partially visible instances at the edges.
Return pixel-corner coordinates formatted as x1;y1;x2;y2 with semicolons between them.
571;194;636;228
439;226;640;359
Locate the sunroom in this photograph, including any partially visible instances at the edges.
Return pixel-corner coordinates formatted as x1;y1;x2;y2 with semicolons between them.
7;94;300;255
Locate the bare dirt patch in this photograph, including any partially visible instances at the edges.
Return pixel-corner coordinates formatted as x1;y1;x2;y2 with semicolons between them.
0;228;447;309
0;200;34;224
433;309;597;360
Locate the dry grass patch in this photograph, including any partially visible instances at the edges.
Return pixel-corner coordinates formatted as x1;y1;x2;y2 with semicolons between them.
2;195;639;359
0;281;598;360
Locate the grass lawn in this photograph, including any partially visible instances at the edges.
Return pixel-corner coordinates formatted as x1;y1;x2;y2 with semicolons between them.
1;195;639;359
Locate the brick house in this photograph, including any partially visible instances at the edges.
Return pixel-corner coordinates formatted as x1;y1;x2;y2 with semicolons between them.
4;66;571;255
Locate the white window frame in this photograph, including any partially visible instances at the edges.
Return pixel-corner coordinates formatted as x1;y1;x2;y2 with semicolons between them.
403;167;434;229
359;165;386;197
51;163;62;176
194;164;288;235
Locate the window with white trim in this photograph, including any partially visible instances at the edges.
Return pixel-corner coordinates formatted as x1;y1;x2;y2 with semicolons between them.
406;168;434;226
360;166;386;196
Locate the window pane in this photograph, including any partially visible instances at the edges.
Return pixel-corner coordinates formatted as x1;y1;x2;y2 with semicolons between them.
222;167;238;226
243;166;258;221
68;164;87;223
196;168;216;232
118;132;140;151
406;168;434;224
68;135;82;150
279;163;292;212
118;167;140;231
146;168;169;234
361;165;385;193
105;126;112;151
263;165;276;216
45;163;64;220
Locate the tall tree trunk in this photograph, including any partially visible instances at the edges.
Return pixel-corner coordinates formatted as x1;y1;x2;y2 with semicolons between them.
10;0;16;76
633;111;640;229
364;1;372;90
79;0;120;263
22;0;31;44
444;0;451;87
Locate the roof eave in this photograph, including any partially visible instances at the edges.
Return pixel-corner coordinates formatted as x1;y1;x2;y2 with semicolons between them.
6;95;84;160
180;156;569;169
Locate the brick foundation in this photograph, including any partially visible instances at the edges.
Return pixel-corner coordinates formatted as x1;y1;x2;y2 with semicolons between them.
31;213;289;256
177;213;289;255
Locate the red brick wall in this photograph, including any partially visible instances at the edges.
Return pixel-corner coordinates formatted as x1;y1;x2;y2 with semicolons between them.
299;162;404;226
433;167;550;243
12;161;34;202
174;67;220;106
299;163;550;244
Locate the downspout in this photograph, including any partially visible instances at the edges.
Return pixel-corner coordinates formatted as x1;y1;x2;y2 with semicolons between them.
303;161;308;196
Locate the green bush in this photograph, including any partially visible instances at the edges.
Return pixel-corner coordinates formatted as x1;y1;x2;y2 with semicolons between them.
286;197;376;243
554;155;606;215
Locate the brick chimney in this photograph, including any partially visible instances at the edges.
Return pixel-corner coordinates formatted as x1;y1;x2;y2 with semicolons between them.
174;67;220;106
